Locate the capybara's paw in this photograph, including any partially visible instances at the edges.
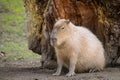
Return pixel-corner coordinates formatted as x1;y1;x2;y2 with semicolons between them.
66;72;75;77
89;68;98;73
52;72;60;76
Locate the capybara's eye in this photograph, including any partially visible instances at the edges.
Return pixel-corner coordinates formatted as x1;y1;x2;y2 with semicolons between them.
61;27;64;30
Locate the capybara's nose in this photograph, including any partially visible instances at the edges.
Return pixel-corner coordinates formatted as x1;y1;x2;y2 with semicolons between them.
51;37;57;41
50;35;57;41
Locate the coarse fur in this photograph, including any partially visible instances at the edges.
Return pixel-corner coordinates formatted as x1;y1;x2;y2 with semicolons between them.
50;19;105;77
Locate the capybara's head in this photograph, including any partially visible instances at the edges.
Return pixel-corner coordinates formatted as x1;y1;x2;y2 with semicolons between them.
50;19;71;46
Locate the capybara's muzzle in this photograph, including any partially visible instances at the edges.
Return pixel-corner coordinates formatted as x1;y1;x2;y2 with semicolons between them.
50;35;57;42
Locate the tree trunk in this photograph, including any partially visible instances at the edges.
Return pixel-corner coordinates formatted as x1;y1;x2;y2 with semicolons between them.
24;0;120;68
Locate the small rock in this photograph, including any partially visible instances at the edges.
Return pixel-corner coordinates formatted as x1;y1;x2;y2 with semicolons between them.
34;78;39;80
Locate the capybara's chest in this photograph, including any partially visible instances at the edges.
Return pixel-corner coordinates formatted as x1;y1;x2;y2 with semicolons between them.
57;49;74;65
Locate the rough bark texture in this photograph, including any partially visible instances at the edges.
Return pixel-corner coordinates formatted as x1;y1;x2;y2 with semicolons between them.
24;0;120;68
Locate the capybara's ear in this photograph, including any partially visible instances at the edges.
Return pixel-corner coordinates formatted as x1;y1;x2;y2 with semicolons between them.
55;18;58;22
65;19;70;24
55;17;61;22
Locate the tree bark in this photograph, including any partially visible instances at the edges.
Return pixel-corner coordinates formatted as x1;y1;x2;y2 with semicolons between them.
24;0;120;68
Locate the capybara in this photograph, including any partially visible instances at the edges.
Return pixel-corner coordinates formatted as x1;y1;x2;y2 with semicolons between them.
50;19;105;77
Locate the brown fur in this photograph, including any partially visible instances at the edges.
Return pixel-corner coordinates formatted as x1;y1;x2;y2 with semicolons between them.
50;19;105;76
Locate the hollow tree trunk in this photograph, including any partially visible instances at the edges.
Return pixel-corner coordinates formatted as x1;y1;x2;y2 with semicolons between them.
24;0;120;68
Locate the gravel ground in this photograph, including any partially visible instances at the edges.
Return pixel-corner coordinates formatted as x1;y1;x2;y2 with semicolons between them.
0;60;120;80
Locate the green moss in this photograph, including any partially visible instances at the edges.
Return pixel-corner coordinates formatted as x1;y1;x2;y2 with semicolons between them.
0;0;40;61
5;51;40;61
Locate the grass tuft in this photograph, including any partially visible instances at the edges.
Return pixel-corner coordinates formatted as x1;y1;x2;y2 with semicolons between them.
0;0;40;61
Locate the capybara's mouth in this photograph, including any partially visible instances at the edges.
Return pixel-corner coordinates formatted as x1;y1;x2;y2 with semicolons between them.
52;39;57;42
50;39;57;46
50;36;57;45
52;40;57;45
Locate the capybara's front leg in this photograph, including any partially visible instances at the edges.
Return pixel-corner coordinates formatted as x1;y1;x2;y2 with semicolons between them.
66;54;77;77
53;56;63;76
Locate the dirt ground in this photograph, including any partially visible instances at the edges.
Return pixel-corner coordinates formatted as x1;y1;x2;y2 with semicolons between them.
0;60;120;80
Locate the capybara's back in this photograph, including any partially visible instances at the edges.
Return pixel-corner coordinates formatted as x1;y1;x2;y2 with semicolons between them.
73;26;105;72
